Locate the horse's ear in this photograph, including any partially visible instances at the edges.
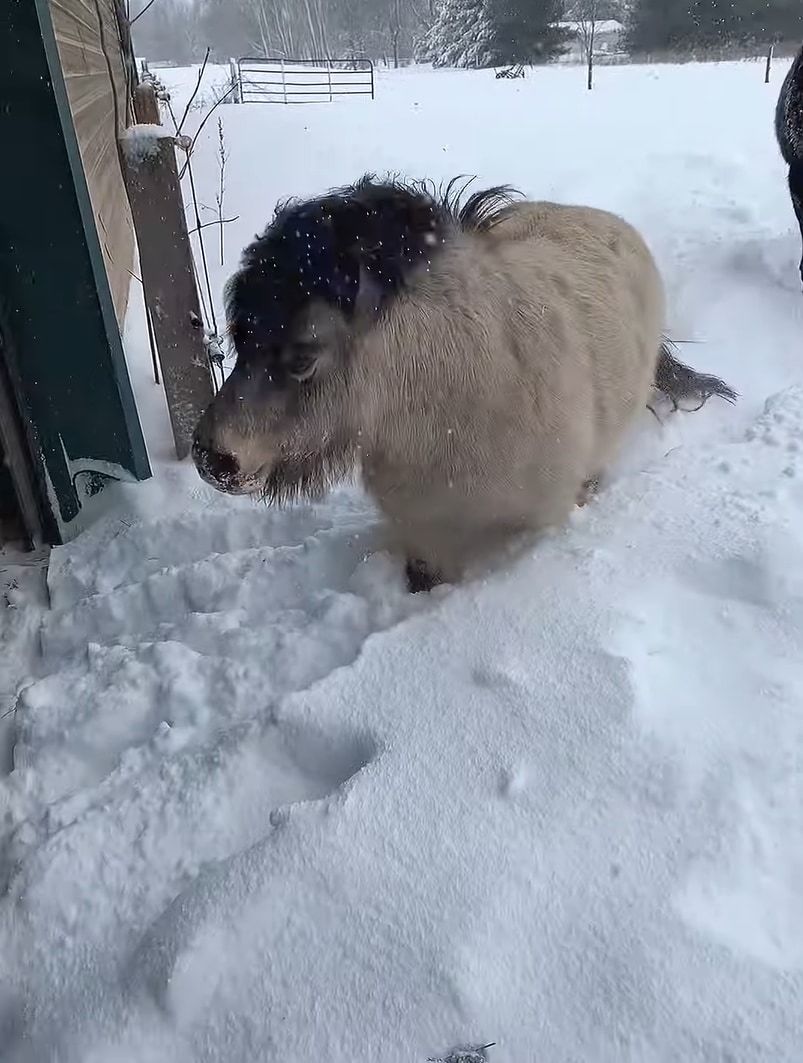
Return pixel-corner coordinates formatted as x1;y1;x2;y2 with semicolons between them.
327;246;360;309
327;249;384;322
353;265;385;320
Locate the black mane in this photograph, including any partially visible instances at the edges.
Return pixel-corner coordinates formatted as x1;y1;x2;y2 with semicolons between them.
224;175;521;363
775;44;803;289
775;44;803;165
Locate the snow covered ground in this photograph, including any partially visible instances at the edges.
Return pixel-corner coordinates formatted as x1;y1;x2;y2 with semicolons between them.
2;59;803;1062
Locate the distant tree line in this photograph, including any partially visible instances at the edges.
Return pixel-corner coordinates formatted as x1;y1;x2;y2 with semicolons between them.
420;0;801;68
626;0;802;54
130;0;427;66
130;0;801;68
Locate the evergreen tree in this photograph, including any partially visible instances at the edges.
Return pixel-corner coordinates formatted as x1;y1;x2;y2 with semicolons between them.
485;0;568;65
626;0;694;52
734;0;802;44
628;0;803;53
418;0;494;67
420;0;568;67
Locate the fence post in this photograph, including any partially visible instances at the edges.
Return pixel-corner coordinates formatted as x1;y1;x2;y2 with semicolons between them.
327;60;333;103
370;60;374;100
229;58;241;103
280;57;287;104
765;43;774;84
120;125;215;459
133;81;161;124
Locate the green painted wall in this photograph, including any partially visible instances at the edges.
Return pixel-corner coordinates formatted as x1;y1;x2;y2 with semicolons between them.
0;0;150;541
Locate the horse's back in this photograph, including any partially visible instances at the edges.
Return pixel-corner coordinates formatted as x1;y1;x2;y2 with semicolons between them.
485;200;665;432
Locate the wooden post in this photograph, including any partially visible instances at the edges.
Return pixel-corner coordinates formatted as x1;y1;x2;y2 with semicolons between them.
587;23;595;91
120;125;215;459
229;58;241;103
133;82;161;124
765;43;774;84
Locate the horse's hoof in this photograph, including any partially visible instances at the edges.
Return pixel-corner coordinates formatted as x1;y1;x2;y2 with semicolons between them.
405;558;442;593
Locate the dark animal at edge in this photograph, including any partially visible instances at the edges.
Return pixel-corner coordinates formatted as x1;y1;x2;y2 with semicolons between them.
776;43;803;288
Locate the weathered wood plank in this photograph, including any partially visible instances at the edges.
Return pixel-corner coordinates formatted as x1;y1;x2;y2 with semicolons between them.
121;126;215;459
50;0;134;324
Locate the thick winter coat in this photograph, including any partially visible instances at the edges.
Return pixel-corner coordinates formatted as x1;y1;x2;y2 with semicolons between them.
193;177;734;589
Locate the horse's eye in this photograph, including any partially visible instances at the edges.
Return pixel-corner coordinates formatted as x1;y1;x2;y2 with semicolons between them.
287;340;320;382
290;339;320;356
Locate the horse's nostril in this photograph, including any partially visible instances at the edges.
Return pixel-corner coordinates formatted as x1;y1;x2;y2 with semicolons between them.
193;441;240;485
210;449;239;481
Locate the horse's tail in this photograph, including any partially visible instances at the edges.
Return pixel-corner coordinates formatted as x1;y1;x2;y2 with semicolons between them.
654;339;737;412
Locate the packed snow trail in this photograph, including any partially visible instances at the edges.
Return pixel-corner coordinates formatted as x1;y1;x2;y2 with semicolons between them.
2;387;803;1061
1;60;803;1061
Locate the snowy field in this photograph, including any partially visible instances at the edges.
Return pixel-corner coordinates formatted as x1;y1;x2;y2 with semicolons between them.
2;59;803;1061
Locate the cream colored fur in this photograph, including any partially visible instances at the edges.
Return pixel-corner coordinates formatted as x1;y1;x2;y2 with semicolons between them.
350;201;664;581
199;199;665;583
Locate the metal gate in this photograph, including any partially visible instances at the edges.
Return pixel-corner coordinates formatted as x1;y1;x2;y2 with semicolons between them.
235;57;374;104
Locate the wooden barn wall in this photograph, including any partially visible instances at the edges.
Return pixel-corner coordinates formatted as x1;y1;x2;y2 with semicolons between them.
49;0;134;325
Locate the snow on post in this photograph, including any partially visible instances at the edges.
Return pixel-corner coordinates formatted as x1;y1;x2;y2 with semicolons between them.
120;123;175;167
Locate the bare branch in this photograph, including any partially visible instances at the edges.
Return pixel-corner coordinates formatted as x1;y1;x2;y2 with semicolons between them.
215;117;227;265
187;216;239;236
130;0;159;24
145;301;160;385
166;98;218;335
175;46;211;136
124;242;159;383
177;84;237;181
